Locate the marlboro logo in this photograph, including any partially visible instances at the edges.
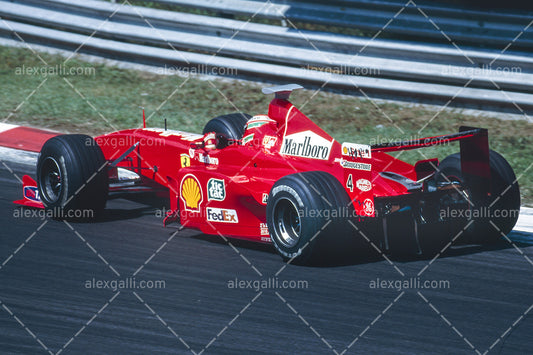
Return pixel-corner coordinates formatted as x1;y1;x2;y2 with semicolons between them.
281;131;333;160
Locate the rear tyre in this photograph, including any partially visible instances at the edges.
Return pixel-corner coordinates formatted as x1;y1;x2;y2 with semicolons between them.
436;150;520;243
266;171;355;264
203;113;251;148
37;134;108;219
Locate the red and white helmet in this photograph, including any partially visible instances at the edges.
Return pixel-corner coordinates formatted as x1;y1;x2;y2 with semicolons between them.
203;131;217;150
242;115;279;150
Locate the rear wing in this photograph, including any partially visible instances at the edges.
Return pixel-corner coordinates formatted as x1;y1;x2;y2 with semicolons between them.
370;127;486;153
372;126;491;199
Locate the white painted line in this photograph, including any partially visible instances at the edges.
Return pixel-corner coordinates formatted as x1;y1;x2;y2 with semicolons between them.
515;207;533;234
0;123;18;133
0;146;38;166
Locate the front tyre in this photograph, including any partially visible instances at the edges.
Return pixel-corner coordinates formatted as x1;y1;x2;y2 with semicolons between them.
37;134;108;219
203;113;251;148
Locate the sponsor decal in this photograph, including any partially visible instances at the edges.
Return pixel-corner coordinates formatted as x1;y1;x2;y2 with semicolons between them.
206;207;238;223
340;159;372;171
342;142;371;159
242;133;254;145
363;198;374;216
261;193;269;204
356;178;372;192
24;186;40;202
281;130;333;160
262;135;277;149
180;175;203;212
207;178;225;201
197;153;219;165
180;154;191;168
260;223;269;236
261;236;272;242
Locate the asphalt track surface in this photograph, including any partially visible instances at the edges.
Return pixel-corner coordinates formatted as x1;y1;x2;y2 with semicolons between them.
1;158;532;354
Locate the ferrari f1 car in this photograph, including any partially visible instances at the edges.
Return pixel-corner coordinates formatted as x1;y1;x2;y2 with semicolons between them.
15;84;520;263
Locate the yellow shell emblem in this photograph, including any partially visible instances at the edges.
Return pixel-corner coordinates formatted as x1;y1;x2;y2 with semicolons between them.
181;175;202;211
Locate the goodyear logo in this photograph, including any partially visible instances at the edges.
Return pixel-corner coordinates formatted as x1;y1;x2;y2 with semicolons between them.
206;208;238;223
180;175;202;212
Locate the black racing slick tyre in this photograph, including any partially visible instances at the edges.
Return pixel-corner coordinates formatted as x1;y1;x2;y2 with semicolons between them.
36;134;108;219
436;150;520;243
266;171;355;265
203;113;251;148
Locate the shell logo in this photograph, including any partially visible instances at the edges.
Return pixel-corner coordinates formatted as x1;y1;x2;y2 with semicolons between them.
342;146;348;155
180;174;203;212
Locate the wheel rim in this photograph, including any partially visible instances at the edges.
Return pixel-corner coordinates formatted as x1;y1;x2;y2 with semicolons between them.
40;157;62;203
273;198;301;248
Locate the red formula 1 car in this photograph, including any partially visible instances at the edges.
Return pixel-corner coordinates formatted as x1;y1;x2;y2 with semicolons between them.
15;84;520;263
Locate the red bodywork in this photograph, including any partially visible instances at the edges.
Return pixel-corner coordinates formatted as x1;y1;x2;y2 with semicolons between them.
15;90;490;244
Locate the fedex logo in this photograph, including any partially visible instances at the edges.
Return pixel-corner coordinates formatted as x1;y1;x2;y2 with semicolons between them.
206;207;238;223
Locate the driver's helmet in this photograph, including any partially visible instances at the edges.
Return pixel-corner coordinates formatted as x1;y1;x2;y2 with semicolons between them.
202;131;217;151
242;115;279;150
